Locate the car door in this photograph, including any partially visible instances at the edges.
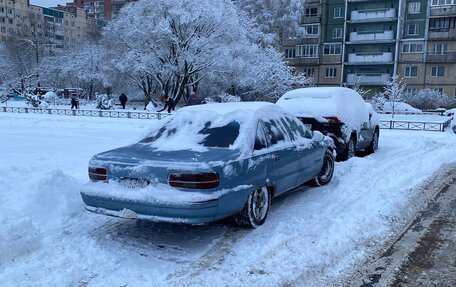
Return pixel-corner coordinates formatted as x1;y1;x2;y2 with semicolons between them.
284;116;323;185
260;119;298;195
359;111;374;149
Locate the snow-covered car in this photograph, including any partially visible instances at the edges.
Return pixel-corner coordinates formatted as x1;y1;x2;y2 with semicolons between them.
80;102;335;228
451;117;456;134
383;102;422;114
444;108;456;117
276;87;380;161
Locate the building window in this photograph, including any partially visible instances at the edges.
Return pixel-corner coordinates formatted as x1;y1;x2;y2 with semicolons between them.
299;24;320;36
405;88;417;94
404;66;418;78
408;2;421;13
433;43;448;54
334;7;344;19
305;8;318;17
407;24;419;35
285;48;295;59
402;42;423;53
429;18;451;32
8;18;12;24
431;0;452;5
0;17;4;23
8;9;12;14
324;43;342;55
0;7;4;13
431;66;445;77
332;27;343;39
325;68;337;78
303;68;315;77
0;26;5;33
296;45;318;58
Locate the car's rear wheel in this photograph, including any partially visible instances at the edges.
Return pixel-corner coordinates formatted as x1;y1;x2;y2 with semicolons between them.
312;149;335;186
366;129;379;154
234;186;271;228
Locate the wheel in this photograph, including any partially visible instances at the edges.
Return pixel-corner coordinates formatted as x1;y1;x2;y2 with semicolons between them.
312;149;335;186
234;186;271;228
339;136;356;161
366;129;379;154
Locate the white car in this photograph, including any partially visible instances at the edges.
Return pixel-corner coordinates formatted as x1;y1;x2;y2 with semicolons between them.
383;102;422;114
276;87;380;161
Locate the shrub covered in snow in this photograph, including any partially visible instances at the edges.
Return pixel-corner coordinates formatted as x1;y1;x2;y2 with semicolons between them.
402;89;451;110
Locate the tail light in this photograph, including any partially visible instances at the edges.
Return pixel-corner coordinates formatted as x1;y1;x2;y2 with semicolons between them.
168;172;220;189
89;167;107;181
324;116;341;124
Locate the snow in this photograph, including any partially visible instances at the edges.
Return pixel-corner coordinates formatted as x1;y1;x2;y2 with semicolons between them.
276;87;369;132
1;111;456;286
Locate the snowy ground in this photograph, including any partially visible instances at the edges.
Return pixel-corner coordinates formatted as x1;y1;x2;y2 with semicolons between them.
379;113;451;123
1;112;456;286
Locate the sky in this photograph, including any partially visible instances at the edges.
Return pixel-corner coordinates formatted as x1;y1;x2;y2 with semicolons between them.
30;0;69;7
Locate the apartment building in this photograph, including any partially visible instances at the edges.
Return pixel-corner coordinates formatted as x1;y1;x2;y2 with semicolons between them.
0;0;97;45
57;0;135;22
283;0;456;98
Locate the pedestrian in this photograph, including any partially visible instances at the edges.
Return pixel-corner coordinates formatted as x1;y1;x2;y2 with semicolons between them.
119;93;128;109
157;95;175;113
185;91;199;106
71;96;79;109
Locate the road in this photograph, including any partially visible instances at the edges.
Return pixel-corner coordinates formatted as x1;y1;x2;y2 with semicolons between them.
341;166;456;287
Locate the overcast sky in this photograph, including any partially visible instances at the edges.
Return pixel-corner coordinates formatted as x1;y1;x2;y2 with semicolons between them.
30;0;69;7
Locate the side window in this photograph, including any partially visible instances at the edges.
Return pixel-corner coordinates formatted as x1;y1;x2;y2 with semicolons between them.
285;117;313;139
254;122;268;151
261;120;286;146
279;117;295;141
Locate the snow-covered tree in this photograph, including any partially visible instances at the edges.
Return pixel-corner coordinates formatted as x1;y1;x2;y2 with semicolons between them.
236;0;306;47
102;0;305;105
344;78;371;100
402;88;450;110
368;92;387;112
382;75;406;118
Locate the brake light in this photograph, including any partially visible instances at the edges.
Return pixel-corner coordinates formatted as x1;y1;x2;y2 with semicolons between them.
89;167;107;181
168;172;220;189
324;116;341;124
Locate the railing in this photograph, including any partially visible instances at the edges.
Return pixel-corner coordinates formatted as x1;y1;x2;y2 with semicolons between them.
351;8;396;21
348;52;393;63
380;118;452;132
0;106;171;120
349;30;394;42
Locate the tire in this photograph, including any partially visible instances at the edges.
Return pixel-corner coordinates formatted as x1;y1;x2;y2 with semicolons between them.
312;149;335;186
234;186;271;228
366;129;379;154
339;136;356;161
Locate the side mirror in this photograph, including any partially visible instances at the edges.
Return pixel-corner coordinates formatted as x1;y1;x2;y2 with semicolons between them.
312;131;324;142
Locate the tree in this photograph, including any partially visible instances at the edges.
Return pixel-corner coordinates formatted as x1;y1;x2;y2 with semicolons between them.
102;0;305;105
236;0;306;47
382;75;406;118
344;78;371;100
402;89;450;110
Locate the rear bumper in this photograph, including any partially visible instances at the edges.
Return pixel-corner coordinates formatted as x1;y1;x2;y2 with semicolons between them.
81;192;219;224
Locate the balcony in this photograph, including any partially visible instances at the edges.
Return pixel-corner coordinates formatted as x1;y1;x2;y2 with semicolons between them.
349;30;394;42
350;8;396;22
287;57;320;66
430;5;456;17
348;52;393;64
346;73;390;85
428;28;456;40
426;52;456;63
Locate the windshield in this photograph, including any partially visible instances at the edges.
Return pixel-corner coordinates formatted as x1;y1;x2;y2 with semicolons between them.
140;120;240;148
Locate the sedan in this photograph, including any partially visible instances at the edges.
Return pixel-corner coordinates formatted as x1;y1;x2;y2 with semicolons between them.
80;102;334;228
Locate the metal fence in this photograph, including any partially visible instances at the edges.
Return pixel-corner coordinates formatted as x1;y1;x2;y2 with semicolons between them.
1;106;171;120
380;118;452;132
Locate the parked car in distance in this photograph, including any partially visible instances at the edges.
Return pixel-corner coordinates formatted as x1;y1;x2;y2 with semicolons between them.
80;102;335;228
383;102;422;114
276;87;380;161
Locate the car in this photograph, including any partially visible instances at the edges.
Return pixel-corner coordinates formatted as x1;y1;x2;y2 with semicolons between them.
383;102;422;114
80;102;335;228
451;117;456;134
276;87;380;161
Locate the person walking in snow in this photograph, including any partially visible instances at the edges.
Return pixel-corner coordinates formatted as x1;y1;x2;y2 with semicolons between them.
71;96;79;109
119;93;128;109
157;95;175;113
185;91;199;106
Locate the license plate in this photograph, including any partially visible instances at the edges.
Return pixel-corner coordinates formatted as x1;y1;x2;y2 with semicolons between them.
304;124;312;130
120;178;150;189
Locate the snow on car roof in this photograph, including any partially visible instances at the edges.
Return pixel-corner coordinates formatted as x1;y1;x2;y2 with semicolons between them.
276;87;369;130
144;102;290;155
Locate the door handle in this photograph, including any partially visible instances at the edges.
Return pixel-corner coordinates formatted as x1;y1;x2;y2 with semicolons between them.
274;154;280;161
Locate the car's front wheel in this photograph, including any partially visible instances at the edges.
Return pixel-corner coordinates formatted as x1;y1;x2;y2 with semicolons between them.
312;149;335;186
234;186;271;228
339;135;356;161
366;129;379;154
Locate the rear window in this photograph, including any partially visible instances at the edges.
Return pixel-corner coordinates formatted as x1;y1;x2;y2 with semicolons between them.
140;121;240;148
